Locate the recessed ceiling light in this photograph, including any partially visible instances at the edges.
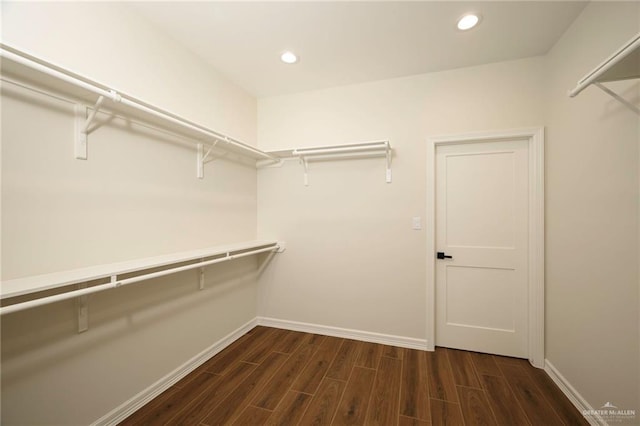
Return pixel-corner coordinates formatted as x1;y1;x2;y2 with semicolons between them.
457;13;480;31
280;51;298;64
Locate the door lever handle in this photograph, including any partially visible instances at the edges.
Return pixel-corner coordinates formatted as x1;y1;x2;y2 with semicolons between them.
437;252;453;259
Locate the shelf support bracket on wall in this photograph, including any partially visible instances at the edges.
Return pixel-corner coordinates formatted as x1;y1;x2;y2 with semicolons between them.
594;82;640;115
76;283;89;333
199;265;205;290
74;92;120;160
75;97;103;160
386;147;392;183
300;157;309;186
197;141;219;179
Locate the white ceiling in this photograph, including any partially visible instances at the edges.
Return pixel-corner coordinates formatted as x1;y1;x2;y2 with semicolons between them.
130;1;588;98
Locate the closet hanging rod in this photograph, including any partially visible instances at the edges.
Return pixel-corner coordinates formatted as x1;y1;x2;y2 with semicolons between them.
292;141;390;156
296;151;388;161
0;244;279;316
0;44;277;162
569;33;640;98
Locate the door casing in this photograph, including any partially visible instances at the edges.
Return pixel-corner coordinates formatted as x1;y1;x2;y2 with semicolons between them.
425;128;545;368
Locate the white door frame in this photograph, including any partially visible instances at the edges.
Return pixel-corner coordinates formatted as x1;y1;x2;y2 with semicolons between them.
426;127;545;368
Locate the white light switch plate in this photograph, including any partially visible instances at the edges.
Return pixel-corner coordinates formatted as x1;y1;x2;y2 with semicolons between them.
412;216;422;230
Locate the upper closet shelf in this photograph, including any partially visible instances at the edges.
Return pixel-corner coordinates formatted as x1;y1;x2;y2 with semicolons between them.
264;140;393;185
0;44;278;177
569;32;640;115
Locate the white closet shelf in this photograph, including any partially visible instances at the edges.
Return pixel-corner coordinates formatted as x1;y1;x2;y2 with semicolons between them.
569;32;640;114
1;240;282;318
264;140;393;185
0;44;278;175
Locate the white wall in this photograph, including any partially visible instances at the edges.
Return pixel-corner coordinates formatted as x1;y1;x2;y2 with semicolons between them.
257;57;545;340
1;3;259;424
544;1;639;414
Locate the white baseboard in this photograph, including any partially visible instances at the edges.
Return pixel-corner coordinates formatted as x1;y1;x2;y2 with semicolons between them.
544;359;606;426
257;316;428;351
91;317;258;426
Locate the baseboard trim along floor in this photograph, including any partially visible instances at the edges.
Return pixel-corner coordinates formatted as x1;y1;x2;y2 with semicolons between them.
257;316;429;351
92;317;258;426
544;359;605;426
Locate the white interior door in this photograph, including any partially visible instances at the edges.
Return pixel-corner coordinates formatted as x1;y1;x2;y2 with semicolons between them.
435;138;529;358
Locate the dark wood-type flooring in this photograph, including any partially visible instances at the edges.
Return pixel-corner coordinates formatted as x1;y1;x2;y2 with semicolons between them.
120;326;588;425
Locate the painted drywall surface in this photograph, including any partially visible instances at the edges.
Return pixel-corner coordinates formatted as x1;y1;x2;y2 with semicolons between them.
1;3;259;424
545;1;639;415
257;57;544;340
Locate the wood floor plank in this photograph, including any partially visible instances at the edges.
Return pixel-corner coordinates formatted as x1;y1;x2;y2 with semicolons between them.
196;334;249;375
355;341;382;369
493;355;531;368
173;362;219;390
202;352;288;425
447;348;481;388
326;339;361;381
479;374;531;426
381;344;404;360
430;399;464;426
175;361;257;425
426;347;458;403
231;406;272;426
469;352;503;377
242;328;280;364
204;327;271;374
366;356;403;426
400;349;430;421
270;329;307;354
247;326;269;335
528;367;589;425
127;371;215;425
118;386;180;426
457;385;498;426
498;363;564;426
252;340;319;410
163;373;225;424
299;378;347;426
334;366;376;425
291;336;343;394
306;333;326;346
399;415;430;426
264;391;312;426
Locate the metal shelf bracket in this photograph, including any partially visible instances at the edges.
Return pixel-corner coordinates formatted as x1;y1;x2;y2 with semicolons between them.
197;141;231;179
74;92;121;160
386;148;393;183
594;82;640;115
76;283;88;333
197;142;215;179
300;157;310;186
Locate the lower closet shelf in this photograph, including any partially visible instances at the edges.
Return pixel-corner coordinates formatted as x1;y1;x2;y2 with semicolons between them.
1;240;281;316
